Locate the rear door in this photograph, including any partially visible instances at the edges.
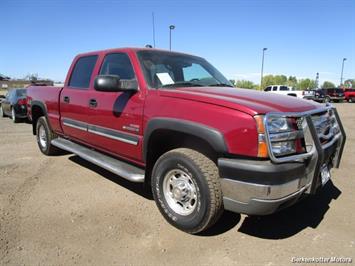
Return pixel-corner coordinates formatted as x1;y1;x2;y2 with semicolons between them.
86;52;145;162
60;55;98;144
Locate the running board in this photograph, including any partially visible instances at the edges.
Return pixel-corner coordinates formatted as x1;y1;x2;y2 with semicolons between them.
51;138;145;183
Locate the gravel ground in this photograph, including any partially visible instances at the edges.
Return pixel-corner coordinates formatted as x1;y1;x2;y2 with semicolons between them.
0;103;354;265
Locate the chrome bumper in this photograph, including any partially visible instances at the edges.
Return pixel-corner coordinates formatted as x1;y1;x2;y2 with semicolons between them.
219;106;346;215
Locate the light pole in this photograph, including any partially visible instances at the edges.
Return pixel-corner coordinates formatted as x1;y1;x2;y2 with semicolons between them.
169;25;175;51
340;57;347;86
260;48;267;90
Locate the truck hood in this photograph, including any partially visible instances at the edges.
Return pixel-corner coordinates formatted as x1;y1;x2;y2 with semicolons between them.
159;87;322;115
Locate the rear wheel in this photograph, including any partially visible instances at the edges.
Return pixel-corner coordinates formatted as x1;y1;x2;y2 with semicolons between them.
349;97;355;103
325;96;331;103
152;148;223;234
11;107;18;123
36;116;61;155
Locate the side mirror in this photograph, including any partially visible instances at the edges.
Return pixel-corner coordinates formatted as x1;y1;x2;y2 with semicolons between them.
94;75;138;92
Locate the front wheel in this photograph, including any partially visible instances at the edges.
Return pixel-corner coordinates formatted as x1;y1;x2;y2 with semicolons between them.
349;97;354;103
324;96;331;103
36;116;61;155
151;148;223;234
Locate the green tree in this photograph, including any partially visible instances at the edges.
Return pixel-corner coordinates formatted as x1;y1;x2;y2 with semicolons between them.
273;75;287;85
298;79;317;90
261;75;275;89
321;81;336;89
344;79;355;89
287;76;298;88
235;80;257;89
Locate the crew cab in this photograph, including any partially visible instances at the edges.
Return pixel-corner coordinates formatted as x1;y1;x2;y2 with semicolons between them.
27;48;346;234
264;85;304;98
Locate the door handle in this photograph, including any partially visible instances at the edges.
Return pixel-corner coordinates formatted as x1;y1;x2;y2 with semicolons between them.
63;96;70;103
89;99;97;108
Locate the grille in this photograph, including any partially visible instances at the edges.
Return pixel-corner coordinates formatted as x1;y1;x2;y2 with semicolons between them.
311;110;336;145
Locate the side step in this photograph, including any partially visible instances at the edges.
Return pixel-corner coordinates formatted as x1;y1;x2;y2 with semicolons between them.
51;137;145;183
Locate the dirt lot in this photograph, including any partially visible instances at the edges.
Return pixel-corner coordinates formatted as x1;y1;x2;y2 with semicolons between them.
0;103;354;265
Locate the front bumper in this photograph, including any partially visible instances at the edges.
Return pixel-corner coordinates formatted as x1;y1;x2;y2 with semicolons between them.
219;107;346;215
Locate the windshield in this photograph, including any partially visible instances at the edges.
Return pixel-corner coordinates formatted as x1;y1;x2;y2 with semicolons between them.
137;50;232;89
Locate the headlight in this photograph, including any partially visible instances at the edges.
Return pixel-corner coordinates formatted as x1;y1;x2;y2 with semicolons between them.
266;116;305;157
266;117;292;133
255;115;306;158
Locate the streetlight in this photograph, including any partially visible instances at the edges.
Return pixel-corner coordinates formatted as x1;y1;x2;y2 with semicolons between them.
260;48;267;90
340;57;347;86
169;25;175;51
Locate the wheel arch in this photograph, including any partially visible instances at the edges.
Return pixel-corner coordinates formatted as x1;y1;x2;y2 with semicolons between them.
31;101;49;135
143;118;228;186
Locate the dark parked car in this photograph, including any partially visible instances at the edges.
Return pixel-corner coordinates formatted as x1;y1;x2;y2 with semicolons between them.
302;89;326;102
0;89;27;122
323;88;345;103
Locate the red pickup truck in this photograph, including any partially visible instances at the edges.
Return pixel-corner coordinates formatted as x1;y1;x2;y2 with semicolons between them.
27;48;346;234
344;88;355;102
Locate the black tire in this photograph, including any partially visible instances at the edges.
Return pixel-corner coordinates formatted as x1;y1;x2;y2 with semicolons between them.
325;96;331;103
11;107;18;123
151;148;223;234
349;97;354;103
36;116;61;155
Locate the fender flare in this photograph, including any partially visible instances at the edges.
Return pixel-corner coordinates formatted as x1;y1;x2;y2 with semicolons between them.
30;100;50;134
143;117;228;162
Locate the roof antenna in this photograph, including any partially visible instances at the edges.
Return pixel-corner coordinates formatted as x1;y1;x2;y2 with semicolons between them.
152;12;156;48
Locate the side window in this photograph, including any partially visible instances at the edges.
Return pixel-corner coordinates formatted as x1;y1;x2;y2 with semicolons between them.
272;86;278;91
69;55;98;89
264;86;271;92
99;53;135;80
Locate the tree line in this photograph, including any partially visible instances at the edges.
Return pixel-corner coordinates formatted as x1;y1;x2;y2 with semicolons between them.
230;75;355;90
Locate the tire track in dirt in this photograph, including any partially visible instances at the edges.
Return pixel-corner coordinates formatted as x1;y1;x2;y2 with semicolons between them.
0;158;52;263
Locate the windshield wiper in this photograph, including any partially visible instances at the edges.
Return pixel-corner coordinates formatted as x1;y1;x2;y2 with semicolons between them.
161;82;203;88
208;83;234;88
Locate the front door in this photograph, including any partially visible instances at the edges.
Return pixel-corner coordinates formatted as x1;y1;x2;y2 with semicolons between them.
87;52;144;162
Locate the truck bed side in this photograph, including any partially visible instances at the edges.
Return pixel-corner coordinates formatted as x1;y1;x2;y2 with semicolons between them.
27;85;64;135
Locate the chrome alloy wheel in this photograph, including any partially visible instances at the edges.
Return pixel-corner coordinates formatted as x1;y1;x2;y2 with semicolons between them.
162;169;198;216
38;124;47;149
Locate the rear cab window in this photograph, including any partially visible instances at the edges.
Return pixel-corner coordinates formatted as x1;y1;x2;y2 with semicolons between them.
68;55;98;89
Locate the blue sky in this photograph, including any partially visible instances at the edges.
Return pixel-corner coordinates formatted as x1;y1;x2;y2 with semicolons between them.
1;0;354;85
